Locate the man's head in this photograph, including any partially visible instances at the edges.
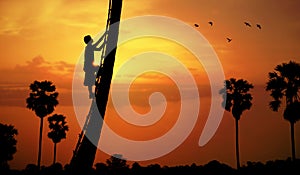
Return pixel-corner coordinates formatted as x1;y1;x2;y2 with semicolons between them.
84;35;93;44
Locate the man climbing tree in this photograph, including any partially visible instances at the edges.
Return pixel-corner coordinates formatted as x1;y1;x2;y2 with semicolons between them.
83;33;106;99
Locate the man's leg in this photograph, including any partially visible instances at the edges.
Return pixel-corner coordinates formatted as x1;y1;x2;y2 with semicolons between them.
88;86;93;99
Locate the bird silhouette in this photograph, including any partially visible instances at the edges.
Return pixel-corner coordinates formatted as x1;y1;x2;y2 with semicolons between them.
256;24;261;29
226;37;232;42
208;21;213;26
244;22;251;27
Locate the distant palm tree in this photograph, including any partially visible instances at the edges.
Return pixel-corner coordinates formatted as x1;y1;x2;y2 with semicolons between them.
48;114;69;164
0;123;18;171
26;80;59;169
266;60;300;161
220;78;254;170
106;154;129;175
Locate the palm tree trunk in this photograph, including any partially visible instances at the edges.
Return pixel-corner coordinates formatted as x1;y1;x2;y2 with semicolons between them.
53;142;57;164
37;117;44;170
235;118;240;170
290;122;296;161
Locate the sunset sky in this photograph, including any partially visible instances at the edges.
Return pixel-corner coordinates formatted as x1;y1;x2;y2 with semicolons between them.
0;0;300;170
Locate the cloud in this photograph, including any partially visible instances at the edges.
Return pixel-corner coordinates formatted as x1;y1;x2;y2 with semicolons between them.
108;82;212;109
0;56;74;107
0;17;23;35
0;54;211;108
0;0;108;37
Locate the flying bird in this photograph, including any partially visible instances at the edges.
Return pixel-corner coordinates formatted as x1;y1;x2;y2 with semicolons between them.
256;24;262;29
194;23;199;27
208;21;213;26
226;37;232;43
244;22;251;27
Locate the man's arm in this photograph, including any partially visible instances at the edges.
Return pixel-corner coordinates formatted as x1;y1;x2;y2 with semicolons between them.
92;31;106;47
94;43;105;51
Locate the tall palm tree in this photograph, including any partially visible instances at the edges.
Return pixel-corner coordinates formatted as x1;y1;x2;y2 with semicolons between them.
219;78;254;170
266;60;300;161
48;114;69;164
26;80;59;169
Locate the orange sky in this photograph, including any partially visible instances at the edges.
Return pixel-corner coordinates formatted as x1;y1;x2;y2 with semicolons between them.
0;0;300;170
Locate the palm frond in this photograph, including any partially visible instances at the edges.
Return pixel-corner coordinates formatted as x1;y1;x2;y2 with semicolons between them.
269;100;281;112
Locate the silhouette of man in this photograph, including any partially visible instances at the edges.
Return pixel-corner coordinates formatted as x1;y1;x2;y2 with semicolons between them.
83;33;105;99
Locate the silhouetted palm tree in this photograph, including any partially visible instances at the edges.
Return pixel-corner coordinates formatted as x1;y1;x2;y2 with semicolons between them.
47;114;69;164
26;80;59;169
0;123;18;171
266;60;300;161
220;78;254;170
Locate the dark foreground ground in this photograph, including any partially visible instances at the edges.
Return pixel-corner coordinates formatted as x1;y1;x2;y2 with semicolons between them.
1;158;300;175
